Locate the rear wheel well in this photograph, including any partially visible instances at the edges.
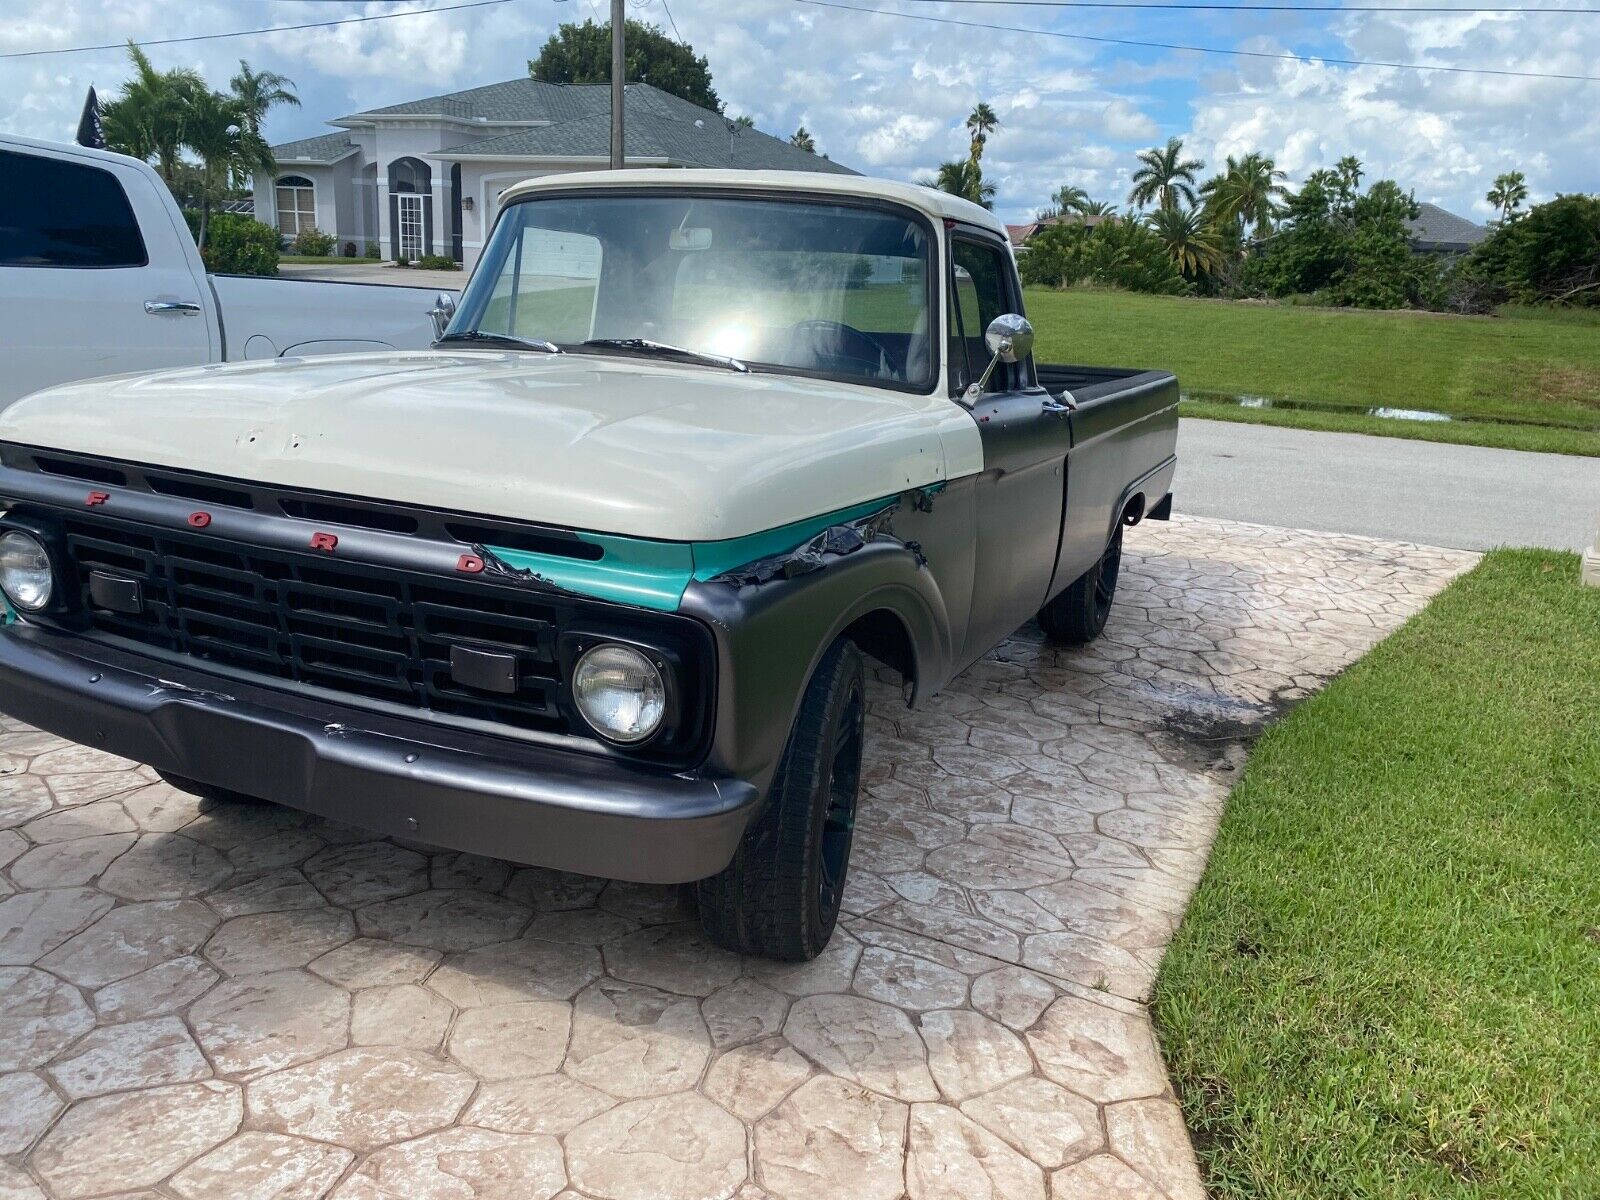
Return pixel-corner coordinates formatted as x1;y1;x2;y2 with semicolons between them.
844;609;916;699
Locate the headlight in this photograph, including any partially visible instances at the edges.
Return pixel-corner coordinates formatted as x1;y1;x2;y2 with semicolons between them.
0;530;53;612
572;643;666;744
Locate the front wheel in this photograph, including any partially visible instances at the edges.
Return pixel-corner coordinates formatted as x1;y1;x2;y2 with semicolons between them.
696;637;866;961
1038;523;1123;646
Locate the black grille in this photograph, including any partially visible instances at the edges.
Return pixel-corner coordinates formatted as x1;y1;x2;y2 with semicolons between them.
60;515;580;735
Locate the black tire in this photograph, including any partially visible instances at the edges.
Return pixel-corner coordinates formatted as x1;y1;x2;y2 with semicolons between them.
1038;523;1123;646
697;637;866;961
155;770;270;810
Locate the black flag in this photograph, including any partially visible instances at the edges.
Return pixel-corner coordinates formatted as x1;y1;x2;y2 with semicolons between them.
75;85;105;150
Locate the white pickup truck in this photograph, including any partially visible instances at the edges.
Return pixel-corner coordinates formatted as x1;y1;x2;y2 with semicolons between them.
0;134;457;405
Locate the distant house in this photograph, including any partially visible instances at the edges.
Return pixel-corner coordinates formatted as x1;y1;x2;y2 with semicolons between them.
1404;203;1489;255
1005;213;1113;251
254;78;855;269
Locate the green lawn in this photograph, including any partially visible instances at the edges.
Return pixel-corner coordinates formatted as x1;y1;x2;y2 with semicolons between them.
1024;288;1600;455
279;255;367;265
1153;550;1600;1199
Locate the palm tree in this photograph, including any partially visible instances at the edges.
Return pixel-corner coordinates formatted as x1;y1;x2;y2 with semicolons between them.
790;126;817;154
1078;199;1118;217
918;159;995;210
1128;137;1204;212
100;42;202;185
965;102;1000;164
1147;205;1223;278
1486;171;1528;223
1051;184;1090;214
228;61;298;138
1200;152;1289;240
183;89;274;251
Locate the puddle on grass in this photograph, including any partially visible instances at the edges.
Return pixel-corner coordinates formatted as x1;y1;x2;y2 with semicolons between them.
1184;390;1600;432
1183;391;1456;423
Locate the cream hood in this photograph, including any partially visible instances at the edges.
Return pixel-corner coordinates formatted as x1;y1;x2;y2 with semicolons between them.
0;352;982;542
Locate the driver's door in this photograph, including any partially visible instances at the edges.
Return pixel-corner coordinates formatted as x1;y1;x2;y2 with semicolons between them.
949;232;1073;665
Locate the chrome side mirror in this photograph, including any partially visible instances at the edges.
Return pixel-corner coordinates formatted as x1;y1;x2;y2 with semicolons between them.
964;313;1034;402
429;292;458;341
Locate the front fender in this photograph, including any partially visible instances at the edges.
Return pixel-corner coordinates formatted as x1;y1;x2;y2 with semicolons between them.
679;538;955;797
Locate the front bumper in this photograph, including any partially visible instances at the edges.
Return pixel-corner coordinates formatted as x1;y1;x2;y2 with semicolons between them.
0;625;759;883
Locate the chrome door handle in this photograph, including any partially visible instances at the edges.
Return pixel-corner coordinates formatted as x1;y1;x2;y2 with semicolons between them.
1042;397;1073;414
144;300;202;315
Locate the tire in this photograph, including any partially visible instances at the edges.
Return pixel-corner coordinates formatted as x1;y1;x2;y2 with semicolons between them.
1038;523;1123;646
697;636;867;961
155;770;270;810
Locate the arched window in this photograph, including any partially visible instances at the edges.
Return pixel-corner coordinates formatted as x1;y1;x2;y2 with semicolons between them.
274;175;315;238
390;158;430;195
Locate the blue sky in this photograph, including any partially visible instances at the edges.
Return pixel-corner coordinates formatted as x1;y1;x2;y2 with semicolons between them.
3;0;1596;223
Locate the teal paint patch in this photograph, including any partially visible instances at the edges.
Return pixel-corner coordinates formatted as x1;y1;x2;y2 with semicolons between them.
483;491;916;613
482;536;695;613
690;499;898;582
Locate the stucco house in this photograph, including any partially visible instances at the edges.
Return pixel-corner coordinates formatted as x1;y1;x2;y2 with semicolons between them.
253;78;856;270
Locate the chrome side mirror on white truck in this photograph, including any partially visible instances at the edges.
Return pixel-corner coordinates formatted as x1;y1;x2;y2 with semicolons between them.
429;292;458;341
964;313;1034;402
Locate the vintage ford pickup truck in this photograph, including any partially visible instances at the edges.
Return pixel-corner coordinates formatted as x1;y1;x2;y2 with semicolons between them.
0;170;1176;960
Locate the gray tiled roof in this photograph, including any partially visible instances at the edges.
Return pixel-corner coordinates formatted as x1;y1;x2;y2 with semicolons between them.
1406;202;1488;250
444;88;854;173
279;78;854;173
270;132;357;163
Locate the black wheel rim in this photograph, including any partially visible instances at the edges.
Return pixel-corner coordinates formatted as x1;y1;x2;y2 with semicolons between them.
818;678;864;926
1093;533;1121;626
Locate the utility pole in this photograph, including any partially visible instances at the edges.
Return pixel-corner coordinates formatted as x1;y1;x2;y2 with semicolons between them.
609;0;625;169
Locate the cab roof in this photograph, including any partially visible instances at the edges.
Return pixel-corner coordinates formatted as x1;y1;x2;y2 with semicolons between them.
497;169;1009;241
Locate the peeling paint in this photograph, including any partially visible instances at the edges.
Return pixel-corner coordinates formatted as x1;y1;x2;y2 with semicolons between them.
708;500;911;587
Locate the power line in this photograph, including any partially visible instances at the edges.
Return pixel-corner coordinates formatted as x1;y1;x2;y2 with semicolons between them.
660;0;688;41
0;0;514;59
790;0;1600;78
897;0;1599;11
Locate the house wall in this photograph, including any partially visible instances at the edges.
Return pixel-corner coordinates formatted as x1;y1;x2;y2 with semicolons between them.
252;162;365;251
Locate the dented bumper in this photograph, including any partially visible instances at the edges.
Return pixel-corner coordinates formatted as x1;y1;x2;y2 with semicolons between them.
0;624;759;883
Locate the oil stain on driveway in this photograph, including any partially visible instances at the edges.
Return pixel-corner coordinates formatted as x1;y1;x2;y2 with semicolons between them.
0;515;1476;1200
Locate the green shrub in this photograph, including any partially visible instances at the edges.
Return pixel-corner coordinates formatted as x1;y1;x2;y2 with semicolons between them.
363;240;381;259
1018;220;1190;296
182;210;279;276
416;254;459;271
290;226;336;257
1462;194;1600;308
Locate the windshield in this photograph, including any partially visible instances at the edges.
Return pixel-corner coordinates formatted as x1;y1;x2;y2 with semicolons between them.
450;192;935;390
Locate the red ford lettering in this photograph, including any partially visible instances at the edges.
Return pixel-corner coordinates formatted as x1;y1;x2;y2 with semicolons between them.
188;512;212;528
310;532;339;552
85;491;109;507
456;554;485;574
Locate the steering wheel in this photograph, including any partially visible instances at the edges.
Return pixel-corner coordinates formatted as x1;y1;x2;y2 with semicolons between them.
788;319;892;378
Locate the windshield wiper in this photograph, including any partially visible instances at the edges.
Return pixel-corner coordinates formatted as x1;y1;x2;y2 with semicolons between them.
436;330;562;354
579;338;748;373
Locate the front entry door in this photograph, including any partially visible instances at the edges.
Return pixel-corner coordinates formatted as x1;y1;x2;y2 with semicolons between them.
948;233;1074;666
397;193;424;261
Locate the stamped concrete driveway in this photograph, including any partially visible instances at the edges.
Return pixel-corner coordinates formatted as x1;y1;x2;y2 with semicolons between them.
0;515;1476;1200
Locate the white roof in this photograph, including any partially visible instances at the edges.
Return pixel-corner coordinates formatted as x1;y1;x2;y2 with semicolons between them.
498;168;1009;240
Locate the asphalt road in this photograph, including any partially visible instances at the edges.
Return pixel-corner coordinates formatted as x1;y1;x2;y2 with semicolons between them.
1174;419;1600;553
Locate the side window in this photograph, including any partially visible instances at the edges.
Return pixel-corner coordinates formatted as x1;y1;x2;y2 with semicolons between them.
0;150;147;268
951;239;1013;395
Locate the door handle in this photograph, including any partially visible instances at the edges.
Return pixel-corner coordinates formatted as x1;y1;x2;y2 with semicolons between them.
144;300;202;316
1042;397;1073;414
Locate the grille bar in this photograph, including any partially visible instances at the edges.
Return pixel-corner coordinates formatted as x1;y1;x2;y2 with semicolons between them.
61;514;576;735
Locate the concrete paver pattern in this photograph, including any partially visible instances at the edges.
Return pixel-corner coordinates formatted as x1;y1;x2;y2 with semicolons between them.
0;515;1477;1200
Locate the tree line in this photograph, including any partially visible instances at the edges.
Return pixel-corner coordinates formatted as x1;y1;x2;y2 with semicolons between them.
915;117;1594;313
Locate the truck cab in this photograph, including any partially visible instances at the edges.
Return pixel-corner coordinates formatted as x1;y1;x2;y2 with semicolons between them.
0;169;1176;960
